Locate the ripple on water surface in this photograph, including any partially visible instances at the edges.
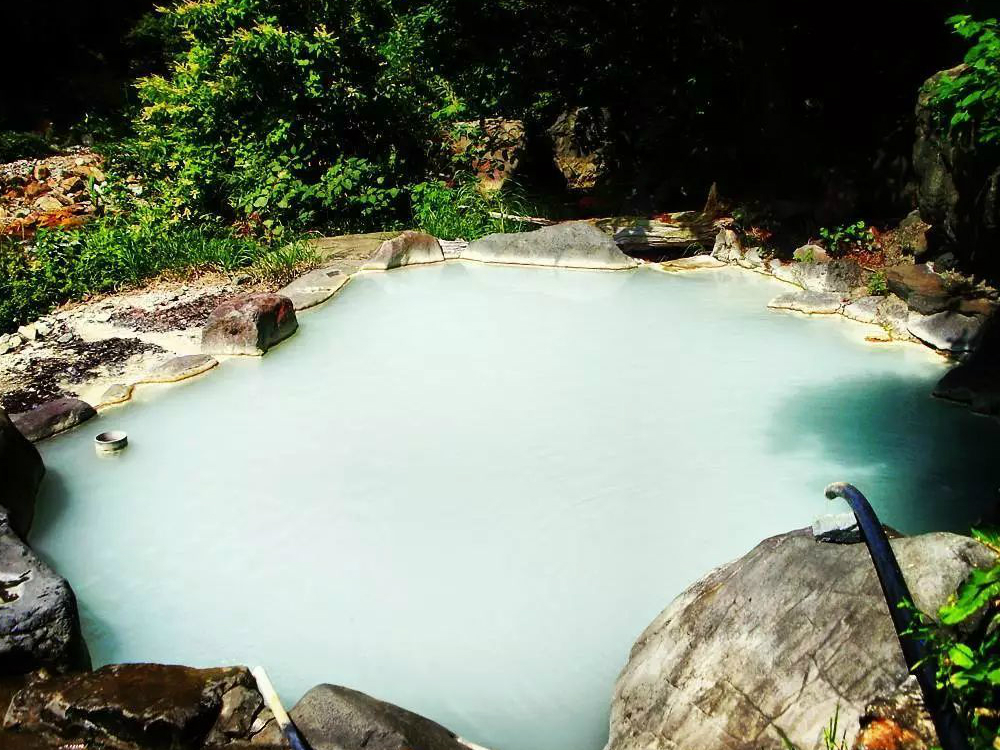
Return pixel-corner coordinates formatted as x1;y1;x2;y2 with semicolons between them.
32;263;1000;750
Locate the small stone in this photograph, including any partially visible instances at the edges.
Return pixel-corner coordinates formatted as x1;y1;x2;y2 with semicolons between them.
32;165;49;181
98;384;134;407
16;324;37;341
33;196;63;212
737;247;764;269
768;258;800;285
94;312;112;323
33;322;49;338
792;243;830;263
57;333;73;344
710;228;743;263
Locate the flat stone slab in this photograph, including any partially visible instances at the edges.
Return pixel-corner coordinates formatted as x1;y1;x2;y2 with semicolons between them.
660;255;726;271
362;231;445;271
277;267;350;311
464;221;639;270
842;296;882;324
767;290;845;315
11;397;96;442
907;310;984;352
98;383;134;407
139;354;219;384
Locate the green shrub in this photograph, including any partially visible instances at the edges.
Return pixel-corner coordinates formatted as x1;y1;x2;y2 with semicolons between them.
818;221;875;257
0;219;315;333
411;179;536;241
904;528;1000;749
933;15;1000;147
866;270;888;296
0;131;53;163
125;0;453;233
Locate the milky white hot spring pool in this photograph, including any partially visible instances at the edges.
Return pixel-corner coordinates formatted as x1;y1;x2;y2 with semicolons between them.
30;263;1000;750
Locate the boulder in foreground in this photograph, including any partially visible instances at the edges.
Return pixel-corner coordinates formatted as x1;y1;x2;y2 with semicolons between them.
201;294;297;356
0;409;44;537
464;221;639;270
606;529;995;750
4;664;260;749
0;513;89;674
10;398;96;443
251;683;471;750
362;231;445;271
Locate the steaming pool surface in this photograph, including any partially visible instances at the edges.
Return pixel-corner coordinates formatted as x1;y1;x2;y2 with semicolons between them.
32;263;1000;750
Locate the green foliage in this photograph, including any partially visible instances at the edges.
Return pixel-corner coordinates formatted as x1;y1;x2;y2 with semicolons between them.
934;15;1000;147
124;0;453;233
793;246;816;263
0;131;53;163
903;535;1000;749
818;221;875;257
411;179;537;241
0;220;315;333
777;704;849;750
866;270;888;296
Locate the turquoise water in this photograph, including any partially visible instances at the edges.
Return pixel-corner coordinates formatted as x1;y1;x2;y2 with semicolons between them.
31;263;1000;750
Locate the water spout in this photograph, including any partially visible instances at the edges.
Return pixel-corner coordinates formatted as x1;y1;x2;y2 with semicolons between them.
824;482;969;750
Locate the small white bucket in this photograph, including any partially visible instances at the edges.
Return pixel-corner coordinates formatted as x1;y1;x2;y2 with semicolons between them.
94;430;128;455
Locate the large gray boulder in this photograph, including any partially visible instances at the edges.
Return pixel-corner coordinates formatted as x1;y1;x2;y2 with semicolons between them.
0;513;89;674
201;294;298;356
464;221;638;270
606;529;995;750
0;409;44;538
361;232;445;271
251;684;471;750
906;310;983;352
4;664;259;748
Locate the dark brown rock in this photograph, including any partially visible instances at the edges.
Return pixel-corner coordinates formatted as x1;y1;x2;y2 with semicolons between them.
884;264;952;314
201;294;298;356
914;66;1000;281
0;515;90;674
548;107;614;191
10;398;96;443
4;664;258;750
0;408;44;538
853;677;936;750
251;684;470;750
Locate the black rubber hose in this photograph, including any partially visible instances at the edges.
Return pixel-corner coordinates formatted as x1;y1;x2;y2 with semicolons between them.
824;482;969;750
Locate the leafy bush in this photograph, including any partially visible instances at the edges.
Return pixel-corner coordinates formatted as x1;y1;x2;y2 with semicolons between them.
124;0;453;233
905;528;1000;749
818;221;876;257
934;15;1000;147
411;179;537;241
866;270;888;296
0;220;315;332
0;131;53;163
